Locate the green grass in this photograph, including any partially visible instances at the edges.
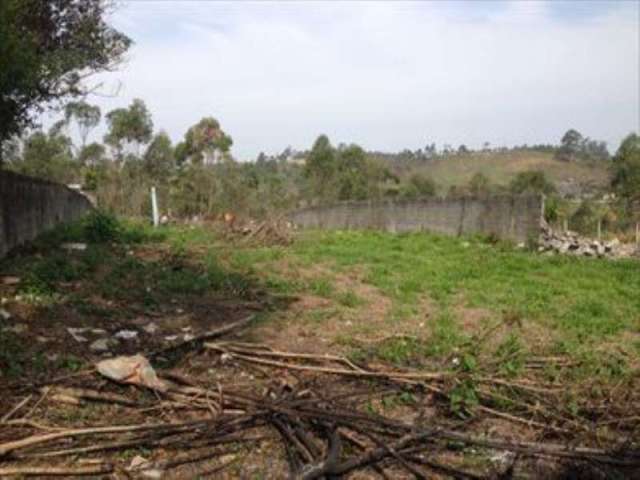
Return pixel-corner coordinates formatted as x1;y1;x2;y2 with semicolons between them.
225;228;639;376
283;230;639;339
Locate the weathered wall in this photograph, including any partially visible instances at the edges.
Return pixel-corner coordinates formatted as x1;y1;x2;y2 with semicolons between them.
0;171;93;257
289;195;543;242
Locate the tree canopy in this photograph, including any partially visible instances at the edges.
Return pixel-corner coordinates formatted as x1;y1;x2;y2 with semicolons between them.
104;99;153;159
0;0;131;159
182;117;233;165
65;101;102;148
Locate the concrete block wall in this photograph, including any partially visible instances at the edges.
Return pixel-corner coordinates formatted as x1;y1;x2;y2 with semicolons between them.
289;195;543;243
0;171;93;257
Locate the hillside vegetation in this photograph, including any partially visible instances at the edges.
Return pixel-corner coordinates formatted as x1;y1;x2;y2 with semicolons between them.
405;150;610;190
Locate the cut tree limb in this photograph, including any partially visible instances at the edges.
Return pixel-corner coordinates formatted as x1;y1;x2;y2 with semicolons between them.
151;314;256;359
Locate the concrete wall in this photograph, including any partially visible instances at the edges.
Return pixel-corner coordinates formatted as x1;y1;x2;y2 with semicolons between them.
0;171;93;257
289;195;543;242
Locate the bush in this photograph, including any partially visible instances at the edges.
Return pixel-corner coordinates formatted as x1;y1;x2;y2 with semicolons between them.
82;210;120;243
401;174;437;199
509;170;555;195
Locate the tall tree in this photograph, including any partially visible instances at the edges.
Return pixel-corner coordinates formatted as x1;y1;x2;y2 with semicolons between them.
143;131;174;179
182;117;233;165
104;98;153;160
556;129;583;162
65;101;101;148
0;0;130;164
304;134;337;201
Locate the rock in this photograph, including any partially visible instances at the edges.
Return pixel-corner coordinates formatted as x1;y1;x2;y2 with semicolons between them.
1;276;20;285
128;455;151;471
143;323;158;334
90;338;111;353
61;242;87;252
114;330;138;340
0;308;12;320
607;238;621;248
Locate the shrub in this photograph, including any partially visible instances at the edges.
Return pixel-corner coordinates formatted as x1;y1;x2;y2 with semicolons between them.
509;170;555;195
82;210;120;243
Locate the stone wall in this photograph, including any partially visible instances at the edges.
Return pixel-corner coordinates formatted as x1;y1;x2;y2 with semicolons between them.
0;171;93;257
289;195;543;242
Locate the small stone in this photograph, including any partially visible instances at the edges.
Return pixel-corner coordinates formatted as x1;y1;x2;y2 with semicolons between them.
183;333;195;342
46;353;59;362
128;455;150;470
220;353;233;364
164;335;179;342
36;336;50;343
114;330;138;340
143;323;158;334
91;328;107;335
90;338;111;352
0;308;12;320
61;242;87;252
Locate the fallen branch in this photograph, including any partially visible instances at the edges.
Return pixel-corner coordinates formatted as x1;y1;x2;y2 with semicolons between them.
0;464;113;477
152;314;256;359
1;395;32;423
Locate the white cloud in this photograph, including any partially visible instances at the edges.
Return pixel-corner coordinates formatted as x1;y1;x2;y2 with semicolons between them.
48;0;639;158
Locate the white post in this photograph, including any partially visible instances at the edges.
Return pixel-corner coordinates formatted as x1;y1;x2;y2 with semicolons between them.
151;186;159;228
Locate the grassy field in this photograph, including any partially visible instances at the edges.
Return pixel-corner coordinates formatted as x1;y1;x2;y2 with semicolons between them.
229;229;640;381
407;151;610;189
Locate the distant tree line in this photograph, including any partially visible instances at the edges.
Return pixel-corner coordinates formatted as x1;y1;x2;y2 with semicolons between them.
3;98;638;225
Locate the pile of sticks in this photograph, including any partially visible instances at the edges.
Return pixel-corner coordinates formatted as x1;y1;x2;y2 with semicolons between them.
0;340;638;478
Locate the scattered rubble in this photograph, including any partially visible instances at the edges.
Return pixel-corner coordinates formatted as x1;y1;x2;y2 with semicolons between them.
539;222;638;259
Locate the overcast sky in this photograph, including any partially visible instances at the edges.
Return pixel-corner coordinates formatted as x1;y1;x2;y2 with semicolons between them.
50;0;640;160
